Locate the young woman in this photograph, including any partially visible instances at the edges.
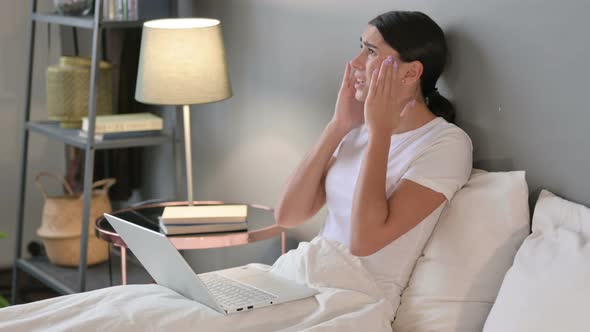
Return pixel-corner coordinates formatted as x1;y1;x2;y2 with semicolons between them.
275;11;473;303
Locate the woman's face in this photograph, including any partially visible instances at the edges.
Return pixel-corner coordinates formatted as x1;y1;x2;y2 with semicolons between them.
351;25;402;102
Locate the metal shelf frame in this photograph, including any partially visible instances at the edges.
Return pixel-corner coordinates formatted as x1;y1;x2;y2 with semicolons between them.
26;121;172;150
12;0;175;304
32;12;146;29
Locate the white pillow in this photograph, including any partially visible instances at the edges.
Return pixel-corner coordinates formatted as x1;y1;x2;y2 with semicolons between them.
482;190;590;332
392;170;530;332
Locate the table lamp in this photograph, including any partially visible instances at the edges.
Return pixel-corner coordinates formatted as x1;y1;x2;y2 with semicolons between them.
135;18;232;218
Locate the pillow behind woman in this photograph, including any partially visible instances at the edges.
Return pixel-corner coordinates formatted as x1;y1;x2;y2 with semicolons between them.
392;170;530;331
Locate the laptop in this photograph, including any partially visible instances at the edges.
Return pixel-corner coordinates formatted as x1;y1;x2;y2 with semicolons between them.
104;213;317;315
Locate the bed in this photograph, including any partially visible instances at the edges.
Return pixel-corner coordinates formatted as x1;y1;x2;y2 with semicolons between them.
2;169;589;332
1;237;395;332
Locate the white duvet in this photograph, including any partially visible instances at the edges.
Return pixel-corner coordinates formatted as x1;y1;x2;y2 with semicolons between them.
0;237;395;331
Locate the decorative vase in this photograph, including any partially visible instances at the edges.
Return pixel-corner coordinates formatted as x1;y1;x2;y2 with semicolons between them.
46;56;113;129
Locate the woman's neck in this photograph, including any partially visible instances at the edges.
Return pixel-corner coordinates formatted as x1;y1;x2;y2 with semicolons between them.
392;101;437;135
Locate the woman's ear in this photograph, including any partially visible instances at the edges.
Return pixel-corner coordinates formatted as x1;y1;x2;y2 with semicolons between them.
402;61;423;85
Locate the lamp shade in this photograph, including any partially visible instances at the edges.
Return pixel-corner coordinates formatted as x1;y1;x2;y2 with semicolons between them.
135;18;232;105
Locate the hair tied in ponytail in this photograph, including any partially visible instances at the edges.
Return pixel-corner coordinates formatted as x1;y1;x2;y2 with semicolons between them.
425;87;439;105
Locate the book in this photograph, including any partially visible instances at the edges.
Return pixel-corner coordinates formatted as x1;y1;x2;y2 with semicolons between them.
81;112;163;134
78;129;162;141
160;205;248;225
158;218;248;235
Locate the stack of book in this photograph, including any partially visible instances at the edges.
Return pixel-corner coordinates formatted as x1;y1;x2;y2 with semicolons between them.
80;112;163;141
158;204;248;235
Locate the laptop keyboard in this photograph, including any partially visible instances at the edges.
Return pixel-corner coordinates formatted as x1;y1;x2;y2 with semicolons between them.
199;273;277;308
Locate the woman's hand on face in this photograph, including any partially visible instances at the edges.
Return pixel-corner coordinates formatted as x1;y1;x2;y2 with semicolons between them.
331;62;365;134
364;56;416;137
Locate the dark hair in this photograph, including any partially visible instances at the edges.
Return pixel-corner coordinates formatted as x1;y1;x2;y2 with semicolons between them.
369;11;455;123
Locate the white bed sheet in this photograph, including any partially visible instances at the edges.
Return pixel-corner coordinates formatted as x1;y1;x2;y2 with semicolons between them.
0;237;395;332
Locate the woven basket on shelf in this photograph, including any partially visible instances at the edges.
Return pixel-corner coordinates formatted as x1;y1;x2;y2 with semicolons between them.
46;56;113;129
35;172;116;267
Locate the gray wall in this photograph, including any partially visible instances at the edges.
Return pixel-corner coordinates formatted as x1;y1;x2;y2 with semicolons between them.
0;1;66;267
3;0;588;271
163;0;590;272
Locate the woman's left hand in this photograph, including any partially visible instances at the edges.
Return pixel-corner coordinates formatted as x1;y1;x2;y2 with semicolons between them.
364;56;416;137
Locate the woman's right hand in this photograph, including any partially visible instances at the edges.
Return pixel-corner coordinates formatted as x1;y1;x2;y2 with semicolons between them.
330;62;365;133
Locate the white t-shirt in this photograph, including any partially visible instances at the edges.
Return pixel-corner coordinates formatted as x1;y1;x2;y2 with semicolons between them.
321;117;473;305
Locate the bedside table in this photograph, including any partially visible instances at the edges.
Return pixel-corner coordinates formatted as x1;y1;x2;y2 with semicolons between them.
95;200;286;285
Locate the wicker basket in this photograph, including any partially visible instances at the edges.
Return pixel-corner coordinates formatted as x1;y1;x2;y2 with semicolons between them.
46;56;113;129
35;172;116;267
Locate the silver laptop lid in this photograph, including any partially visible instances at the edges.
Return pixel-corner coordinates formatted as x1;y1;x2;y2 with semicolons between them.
104;213;224;313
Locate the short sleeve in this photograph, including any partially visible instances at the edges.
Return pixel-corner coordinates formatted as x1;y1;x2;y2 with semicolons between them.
402;130;473;201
